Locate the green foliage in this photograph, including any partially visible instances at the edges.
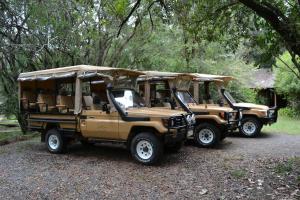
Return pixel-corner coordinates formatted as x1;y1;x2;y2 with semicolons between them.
274;159;296;174
230;169;247;179
275;53;300;111
262;115;300;135
2;0;299;132
255;95;269;106
278;108;300;119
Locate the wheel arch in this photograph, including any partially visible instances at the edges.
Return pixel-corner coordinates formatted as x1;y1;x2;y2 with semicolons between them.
127;126;160;149
41;123;61;142
195;118;226;131
242;114;262;123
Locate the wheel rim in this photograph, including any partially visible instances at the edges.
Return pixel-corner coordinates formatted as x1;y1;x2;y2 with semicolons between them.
242;121;257;135
136;140;153;160
198;128;214;144
48;135;60;150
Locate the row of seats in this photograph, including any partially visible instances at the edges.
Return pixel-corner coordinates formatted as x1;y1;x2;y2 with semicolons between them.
21;91;106;113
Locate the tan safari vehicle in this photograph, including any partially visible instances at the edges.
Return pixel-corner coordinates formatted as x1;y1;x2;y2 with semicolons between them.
138;71;240;147
18;65;193;165
191;73;278;137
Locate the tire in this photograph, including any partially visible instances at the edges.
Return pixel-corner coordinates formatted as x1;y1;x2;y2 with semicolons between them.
165;141;183;153
46;129;66;153
130;132;163;165
220;127;228;141
239;117;262;137
220;132;227;141
194;123;221;147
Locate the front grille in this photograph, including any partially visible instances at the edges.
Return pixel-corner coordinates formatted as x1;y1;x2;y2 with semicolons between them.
173;116;185;127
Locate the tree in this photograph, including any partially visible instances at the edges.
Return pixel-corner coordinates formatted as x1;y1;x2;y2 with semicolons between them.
118;0;300;77
0;0;143;132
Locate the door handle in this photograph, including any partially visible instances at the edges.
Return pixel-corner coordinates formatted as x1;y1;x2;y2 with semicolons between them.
88;116;95;119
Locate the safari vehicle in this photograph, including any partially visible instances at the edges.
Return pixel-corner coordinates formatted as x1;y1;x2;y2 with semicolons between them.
18;65;193;165
191;73;278;137
138;71;240;147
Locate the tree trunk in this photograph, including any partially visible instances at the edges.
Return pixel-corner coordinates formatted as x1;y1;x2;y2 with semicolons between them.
16;112;28;134
239;0;300;57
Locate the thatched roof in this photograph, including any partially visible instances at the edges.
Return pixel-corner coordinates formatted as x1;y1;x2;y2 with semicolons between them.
246;68;275;89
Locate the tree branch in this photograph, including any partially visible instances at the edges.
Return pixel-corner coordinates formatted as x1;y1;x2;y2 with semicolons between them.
117;0;141;37
277;56;300;79
238;0;300;56
215;0;239;13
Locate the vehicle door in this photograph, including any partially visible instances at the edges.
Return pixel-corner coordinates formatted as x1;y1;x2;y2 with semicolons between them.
80;96;119;140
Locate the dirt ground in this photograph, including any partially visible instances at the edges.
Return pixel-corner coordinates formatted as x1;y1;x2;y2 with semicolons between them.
0;132;299;200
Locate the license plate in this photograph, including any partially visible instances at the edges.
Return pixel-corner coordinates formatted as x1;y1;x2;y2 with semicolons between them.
187;129;194;137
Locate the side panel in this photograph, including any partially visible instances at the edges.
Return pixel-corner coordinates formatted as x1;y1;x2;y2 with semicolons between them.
118;120;168;140
80;110;119;139
195;115;227;124
242;110;266;118
27;114;77;131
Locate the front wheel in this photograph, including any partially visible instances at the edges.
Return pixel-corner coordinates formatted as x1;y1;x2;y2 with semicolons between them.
194;123;221;147
239;117;262;137
130;132;163;165
46;129;66;153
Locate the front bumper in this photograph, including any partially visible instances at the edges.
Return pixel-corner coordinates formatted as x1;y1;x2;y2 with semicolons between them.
163;114;194;144
225;111;240;130
164;128;187;144
261;108;278;124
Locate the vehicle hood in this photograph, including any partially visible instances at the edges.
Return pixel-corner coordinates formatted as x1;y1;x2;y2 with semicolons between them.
189;104;233;113
126;107;187;118
233;103;269;110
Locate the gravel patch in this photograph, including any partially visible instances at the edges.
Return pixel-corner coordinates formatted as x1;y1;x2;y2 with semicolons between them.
0;132;299;199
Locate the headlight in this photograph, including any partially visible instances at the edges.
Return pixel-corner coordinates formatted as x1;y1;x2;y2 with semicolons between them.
162;118;174;128
223;112;236;121
228;112;234;119
268;109;275;117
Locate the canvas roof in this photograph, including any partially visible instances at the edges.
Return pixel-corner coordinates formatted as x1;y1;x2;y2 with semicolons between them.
139;71;197;81
192;73;234;82
18;65;144;81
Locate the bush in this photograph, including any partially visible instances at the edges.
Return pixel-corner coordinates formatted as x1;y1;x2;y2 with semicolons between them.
279;107;300;118
226;82;257;103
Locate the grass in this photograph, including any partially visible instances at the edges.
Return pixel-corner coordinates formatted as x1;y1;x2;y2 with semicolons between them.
230;169;247;179
0;119;38;144
274;157;300;175
0;130;23;142
274;160;293;174
262;115;300;135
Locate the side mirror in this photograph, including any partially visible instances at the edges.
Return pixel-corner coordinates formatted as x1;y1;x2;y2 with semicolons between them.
102;103;110;114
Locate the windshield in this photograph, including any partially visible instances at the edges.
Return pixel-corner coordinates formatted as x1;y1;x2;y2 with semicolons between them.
223;90;237;104
112;89;145;109
176;90;197;105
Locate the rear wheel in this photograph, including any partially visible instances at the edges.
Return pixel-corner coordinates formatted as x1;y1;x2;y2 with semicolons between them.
194;123;221;147
130;132;163;165
46;129;66;153
239;117;262;137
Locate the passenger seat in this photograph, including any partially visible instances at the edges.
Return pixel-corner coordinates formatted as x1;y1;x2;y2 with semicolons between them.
21;90;36;110
82;96;93;110
57;95;74;113
37;93;56;112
